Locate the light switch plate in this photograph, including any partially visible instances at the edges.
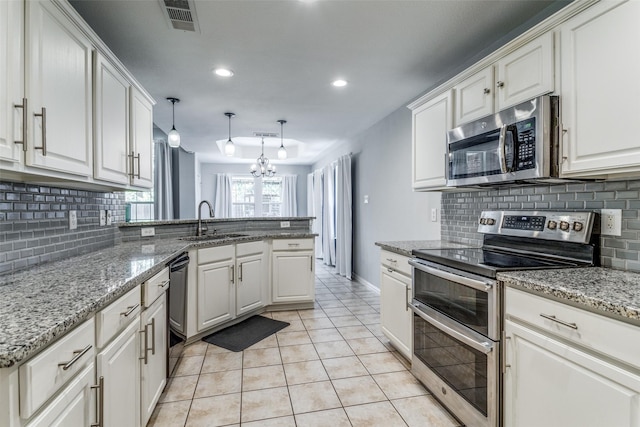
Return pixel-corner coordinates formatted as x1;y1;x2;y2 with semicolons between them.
99;210;106;226
69;210;77;230
106;210;112;226
431;208;438;222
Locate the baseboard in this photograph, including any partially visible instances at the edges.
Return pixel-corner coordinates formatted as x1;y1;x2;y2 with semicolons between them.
353;273;380;295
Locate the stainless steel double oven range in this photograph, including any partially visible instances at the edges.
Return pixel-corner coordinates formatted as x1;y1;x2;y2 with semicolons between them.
409;210;599;427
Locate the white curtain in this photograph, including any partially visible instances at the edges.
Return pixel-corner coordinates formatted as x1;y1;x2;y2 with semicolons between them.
322;164;336;266
281;175;297;217
213;173;232;218
335;154;352;279
312;169;324;258
153;140;173;220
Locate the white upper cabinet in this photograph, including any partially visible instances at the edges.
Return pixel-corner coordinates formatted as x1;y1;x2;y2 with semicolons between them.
410;90;453;191
495;31;554;111
25;0;93;176
559;0;640;178
454;67;495;125
0;0;23;165
93;52;130;186
130;87;153;188
453;32;554;127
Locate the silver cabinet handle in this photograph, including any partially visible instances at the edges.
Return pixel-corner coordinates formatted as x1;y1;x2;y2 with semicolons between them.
90;376;104;427
14;98;27;151
58;344;92;370
288;243;300;247
496;81;504;88
405;285;410;312
238;263;243;282
34;107;46;156
387;268;393;273
230;265;234;284
150;318;156;355
385;258;396;263
310;255;313;272
158;280;170;289
120;304;139;317
139;326;149;364
128;151;141;178
540;313;578;330
483;88;491;94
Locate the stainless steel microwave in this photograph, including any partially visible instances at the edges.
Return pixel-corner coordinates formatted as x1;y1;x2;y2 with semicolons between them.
446;95;560;187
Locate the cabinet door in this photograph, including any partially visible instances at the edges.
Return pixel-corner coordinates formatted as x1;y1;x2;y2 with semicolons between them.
496;31;554;110
412;90;453;191
0;0;23;164
25;0;92;175
130;87;153;188
94;52;130;185
272;251;314;303
197;260;234;331
504;319;640;427
559;0;640;177
140;294;167;426
454;67;494;125
97;319;140;427
237;254;264;316
380;267;412;360
26;364;96;427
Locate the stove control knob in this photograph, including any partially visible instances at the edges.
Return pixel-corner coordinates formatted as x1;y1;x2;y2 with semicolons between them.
573;221;584;232
486;218;496;226
547;220;558;230
560;221;570;231
479;218;487;225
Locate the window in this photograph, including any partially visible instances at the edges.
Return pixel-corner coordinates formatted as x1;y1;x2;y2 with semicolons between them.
231;176;282;217
125;191;154;222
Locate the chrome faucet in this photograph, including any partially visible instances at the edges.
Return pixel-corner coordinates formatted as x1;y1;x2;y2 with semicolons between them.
196;200;215;237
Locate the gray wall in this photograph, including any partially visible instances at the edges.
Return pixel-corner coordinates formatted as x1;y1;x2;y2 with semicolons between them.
172;148;196;219
199;163;311;217
441;181;640;272
312;106;441;289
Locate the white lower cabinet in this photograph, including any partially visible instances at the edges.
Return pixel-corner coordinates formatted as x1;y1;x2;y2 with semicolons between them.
96;319;140;427
196;245;235;332
504;287;640;427
25;364;96;427
379;250;412;360
140;292;167;426
236;242;266;316
272;239;315;304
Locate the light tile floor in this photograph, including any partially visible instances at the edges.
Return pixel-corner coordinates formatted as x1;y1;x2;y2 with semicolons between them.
148;262;462;427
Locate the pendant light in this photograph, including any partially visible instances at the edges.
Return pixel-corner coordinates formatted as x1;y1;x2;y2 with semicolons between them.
251;137;276;177
224;112;235;156
277;119;287;160
166;97;180;148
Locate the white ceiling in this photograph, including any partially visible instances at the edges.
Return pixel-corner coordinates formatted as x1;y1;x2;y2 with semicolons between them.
69;0;569;165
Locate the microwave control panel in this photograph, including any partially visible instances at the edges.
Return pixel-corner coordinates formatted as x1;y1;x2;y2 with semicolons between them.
516;118;536;170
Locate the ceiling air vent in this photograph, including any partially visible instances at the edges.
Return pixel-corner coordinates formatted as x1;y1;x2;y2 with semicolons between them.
254;132;279;138
159;0;200;33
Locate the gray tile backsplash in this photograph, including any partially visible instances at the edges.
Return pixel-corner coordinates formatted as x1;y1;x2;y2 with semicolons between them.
441;180;640;272
0;181;124;274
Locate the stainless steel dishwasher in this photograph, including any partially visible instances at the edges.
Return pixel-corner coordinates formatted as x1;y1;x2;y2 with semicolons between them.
168;252;189;336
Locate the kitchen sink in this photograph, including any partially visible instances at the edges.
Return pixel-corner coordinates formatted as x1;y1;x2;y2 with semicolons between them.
180;233;247;242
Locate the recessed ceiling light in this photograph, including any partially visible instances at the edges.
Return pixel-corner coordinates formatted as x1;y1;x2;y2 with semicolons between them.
332;79;348;87
214;68;234;77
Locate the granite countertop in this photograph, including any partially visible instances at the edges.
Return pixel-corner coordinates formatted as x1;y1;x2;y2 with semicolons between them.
375;240;470;257
0;231;316;368
498;267;640;323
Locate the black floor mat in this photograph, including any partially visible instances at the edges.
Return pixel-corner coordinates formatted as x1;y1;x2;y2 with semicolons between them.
201;315;289;352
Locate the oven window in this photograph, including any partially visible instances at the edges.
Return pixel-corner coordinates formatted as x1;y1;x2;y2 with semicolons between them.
413;268;489;337
414;313;488;416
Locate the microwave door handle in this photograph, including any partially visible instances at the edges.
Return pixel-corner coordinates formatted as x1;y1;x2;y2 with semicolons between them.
498;124;508;173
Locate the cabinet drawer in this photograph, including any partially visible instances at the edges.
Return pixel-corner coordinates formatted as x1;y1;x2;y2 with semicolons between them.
380;250;411;277
198;244;234;265
272;238;313;251
19;318;95;419
96;285;141;348
236;240;264;257
505;287;640;368
142;267;169;308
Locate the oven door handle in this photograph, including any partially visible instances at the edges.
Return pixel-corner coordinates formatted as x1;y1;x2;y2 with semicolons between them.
409;260;493;292
411;303;494;355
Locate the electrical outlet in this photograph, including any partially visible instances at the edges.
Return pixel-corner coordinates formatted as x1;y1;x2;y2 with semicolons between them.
431;208;438;222
280;221;290;228
141;227;155;237
69;210;77;230
106;210;112;226
99;210;106;226
364;195;369;204
601;209;622;236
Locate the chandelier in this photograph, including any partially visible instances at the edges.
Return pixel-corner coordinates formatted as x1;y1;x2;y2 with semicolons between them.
250;137;276;177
